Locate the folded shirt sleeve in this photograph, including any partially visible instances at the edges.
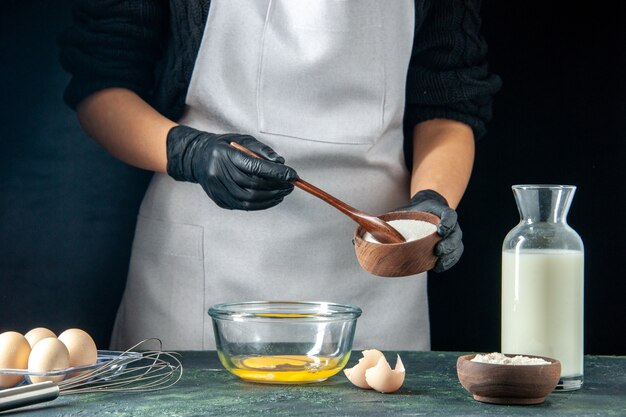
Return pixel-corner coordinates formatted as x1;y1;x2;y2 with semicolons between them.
59;0;168;109
404;0;502;139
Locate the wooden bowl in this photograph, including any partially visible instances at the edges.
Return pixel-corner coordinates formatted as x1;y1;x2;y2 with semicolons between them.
456;354;561;405
353;211;441;277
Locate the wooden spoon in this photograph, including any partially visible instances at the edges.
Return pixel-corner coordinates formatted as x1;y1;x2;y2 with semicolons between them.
230;142;406;244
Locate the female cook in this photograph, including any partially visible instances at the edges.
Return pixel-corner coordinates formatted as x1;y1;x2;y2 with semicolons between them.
60;0;500;350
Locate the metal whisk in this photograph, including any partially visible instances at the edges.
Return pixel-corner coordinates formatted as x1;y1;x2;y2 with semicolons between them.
0;339;183;412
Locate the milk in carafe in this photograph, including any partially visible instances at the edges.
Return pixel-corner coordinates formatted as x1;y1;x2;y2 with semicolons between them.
501;249;584;378
501;185;584;391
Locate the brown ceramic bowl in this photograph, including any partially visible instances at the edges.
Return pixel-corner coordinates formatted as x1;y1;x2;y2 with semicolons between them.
456;354;561;405
353;211;441;277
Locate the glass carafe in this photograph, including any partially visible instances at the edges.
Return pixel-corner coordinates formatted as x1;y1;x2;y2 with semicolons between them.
501;185;584;391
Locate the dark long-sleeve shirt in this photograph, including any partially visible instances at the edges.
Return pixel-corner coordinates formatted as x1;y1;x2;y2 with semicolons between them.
59;0;501;143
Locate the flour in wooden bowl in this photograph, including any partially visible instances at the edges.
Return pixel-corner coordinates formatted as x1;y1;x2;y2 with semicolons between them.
363;219;437;244
471;352;551;365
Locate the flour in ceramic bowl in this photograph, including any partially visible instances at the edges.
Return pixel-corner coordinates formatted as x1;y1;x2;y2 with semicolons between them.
471;352;551;365
363;219;437;244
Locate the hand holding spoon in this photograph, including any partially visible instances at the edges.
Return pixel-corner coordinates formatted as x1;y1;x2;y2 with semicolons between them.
230;142;406;244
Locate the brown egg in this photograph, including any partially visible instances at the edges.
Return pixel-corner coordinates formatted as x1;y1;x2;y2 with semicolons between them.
58;329;97;369
24;327;57;348
0;331;31;388
28;337;70;383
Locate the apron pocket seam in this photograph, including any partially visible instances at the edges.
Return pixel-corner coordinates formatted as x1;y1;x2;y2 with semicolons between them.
132;215;204;259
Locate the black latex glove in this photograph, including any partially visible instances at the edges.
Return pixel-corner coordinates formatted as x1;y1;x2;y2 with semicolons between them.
166;125;298;210
394;189;463;272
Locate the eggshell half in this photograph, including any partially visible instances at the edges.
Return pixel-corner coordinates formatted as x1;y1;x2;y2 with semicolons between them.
365;355;405;393
0;331;31;388
28;337;70;383
58;329;97;369
343;349;384;389
24;327;57;348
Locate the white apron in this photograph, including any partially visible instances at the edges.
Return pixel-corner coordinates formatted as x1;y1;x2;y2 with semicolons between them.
111;0;429;351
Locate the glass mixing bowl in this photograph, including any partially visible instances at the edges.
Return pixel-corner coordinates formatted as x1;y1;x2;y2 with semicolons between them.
208;301;362;384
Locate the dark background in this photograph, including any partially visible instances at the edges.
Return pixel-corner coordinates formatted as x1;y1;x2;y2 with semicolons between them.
1;1;624;354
